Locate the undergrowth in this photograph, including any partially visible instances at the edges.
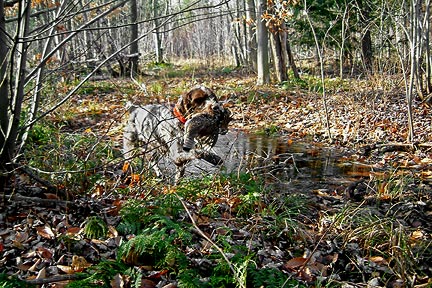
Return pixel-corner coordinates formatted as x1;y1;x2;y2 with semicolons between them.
109;173;308;287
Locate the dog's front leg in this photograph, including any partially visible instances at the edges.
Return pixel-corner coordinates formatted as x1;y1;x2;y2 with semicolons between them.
173;151;196;183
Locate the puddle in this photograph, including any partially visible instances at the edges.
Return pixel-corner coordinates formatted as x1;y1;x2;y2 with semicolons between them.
183;130;377;194
202;131;371;182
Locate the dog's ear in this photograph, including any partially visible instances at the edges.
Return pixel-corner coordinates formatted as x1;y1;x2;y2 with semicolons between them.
176;87;217;117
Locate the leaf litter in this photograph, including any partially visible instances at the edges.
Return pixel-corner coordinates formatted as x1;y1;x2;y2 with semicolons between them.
1;68;432;287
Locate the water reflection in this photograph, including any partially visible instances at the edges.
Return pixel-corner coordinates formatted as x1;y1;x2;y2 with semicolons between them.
195;131;371;182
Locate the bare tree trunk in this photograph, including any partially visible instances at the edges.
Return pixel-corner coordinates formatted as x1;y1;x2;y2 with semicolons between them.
130;0;139;75
0;0;10;176
153;0;163;63
245;0;257;70
407;0;419;142
425;0;432;95
286;38;299;79
270;31;287;82
359;0;373;74
256;0;269;85
0;0;30;189
18;1;68;155
10;0;30;158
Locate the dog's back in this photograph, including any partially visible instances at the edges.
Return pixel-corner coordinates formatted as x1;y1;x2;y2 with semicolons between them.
123;104;183;161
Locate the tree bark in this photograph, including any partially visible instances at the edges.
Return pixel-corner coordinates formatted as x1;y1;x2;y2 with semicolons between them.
270;31;287;82
0;0;10;177
359;0;373;74
286;38;299;79
256;0;269;85
130;0;139;75
0;0;30;191
245;0;257;70
153;0;163;63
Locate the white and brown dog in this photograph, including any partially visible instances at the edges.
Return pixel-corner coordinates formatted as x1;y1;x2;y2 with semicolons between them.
123;86;231;182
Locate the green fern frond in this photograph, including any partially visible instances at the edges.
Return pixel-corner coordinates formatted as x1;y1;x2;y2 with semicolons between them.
65;260;127;288
82;216;108;239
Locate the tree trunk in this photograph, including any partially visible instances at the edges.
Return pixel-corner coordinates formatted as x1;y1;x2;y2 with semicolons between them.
425;0;432;95
286;38;299;79
245;0;257;70
361;30;373;74
256;0;269;85
130;0;139;75
153;0;163;63
359;0;373;74
270;31;287;82
0;0;30;189
0;0;10;175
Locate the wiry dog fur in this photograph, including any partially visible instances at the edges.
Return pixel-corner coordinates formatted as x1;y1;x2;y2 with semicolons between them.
123;86;231;182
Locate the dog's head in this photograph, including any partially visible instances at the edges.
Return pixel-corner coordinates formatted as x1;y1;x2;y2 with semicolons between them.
174;86;218;119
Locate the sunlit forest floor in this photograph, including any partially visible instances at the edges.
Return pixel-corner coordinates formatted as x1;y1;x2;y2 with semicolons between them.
1;62;431;287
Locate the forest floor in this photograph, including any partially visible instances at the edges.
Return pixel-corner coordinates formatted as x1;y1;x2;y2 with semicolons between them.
1;63;432;288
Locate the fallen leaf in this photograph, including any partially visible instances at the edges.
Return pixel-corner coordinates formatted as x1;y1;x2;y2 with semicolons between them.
37;247;53;259
36;267;46;279
36;225;55;239
369;256;388;265
57;265;75;274
283;257;308;271
410;230;424;241
66;227;82;235
71;255;92;272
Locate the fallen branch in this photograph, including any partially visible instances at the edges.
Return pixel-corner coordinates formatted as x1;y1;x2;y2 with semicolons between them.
24;274;85;285
1;193;73;207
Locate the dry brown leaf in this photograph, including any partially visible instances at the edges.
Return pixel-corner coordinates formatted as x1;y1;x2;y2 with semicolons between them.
110;273;125;288
36;225;55;239
28;259;41;272
410;230;425;241
44;193;60;199
283;257;308;271
368;256;388;265
108;225;119;237
57;265;75;274
36;267;46;279
37;247;53;259
71;255;92;272
66;227;82;235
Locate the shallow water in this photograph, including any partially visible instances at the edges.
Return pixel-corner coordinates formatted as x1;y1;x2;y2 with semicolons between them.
197;131;371;183
184;131;371;194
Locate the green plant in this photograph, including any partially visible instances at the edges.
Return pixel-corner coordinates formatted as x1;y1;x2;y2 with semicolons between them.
118;212;191;267
117;200;149;235
332;203;424;282
0;273;34;288
256;125;280;136
247;266;305;288
83;216;108;239
65;261;128;288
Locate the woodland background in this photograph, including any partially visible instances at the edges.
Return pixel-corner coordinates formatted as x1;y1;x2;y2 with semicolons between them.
0;0;431;287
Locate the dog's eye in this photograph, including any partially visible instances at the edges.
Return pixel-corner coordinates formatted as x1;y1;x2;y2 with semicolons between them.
193;97;205;105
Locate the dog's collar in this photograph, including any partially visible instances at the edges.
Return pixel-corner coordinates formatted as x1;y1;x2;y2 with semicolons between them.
173;106;187;124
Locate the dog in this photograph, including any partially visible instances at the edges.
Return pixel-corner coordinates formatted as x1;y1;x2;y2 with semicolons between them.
123;86;231;183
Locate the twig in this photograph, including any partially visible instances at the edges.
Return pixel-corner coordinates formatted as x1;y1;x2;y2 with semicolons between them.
24;274;85;285
1;193;73;207
175;194;244;287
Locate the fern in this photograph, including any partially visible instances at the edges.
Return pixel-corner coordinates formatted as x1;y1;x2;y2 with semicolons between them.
0;273;34;288
247;267;306;288
118;225;187;269
66;260;128;288
82;216;108;239
177;269;205;288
